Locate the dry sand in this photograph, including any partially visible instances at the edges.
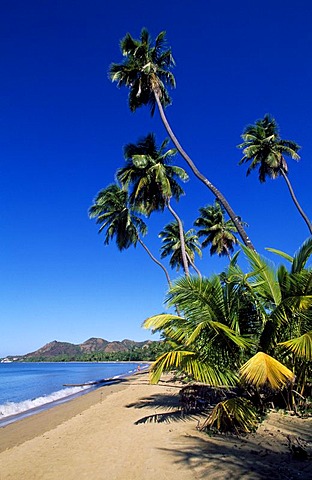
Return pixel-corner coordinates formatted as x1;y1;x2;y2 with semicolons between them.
0;371;311;480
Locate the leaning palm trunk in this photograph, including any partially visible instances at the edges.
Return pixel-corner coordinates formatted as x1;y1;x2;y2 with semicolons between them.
137;238;172;287
154;91;255;251
166;200;190;276
280;169;312;235
186;252;202;278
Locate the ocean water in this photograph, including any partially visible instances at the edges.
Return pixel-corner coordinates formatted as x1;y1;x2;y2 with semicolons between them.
0;362;146;426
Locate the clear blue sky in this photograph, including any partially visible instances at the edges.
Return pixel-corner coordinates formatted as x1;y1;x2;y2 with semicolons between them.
1;0;312;357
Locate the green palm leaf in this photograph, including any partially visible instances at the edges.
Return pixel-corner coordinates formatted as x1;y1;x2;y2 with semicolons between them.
242;245;281;305
278;332;312;360
149;350;237;386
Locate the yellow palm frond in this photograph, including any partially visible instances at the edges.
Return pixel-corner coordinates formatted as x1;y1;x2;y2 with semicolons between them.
240;352;294;390
278;332;312;361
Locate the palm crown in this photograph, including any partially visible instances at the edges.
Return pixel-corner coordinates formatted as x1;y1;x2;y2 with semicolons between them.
159;221;202;272
194;201;239;258
238;114;312;234
238;114;300;183
109;28;175;115
88;184;146;251
117;133;188;216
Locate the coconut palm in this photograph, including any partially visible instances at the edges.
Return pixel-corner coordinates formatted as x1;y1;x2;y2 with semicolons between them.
143;240;312;430
117;133;190;275
143;274;255;386
194;201;240;259
109;28;255;250
239;242;312;397
238;114;312;235
89;183;172;286
159;221;202;276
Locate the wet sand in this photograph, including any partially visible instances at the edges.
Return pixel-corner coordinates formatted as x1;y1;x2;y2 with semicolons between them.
0;371;311;479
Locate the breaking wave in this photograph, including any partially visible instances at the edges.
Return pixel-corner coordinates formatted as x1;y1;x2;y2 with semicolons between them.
0;385;90;422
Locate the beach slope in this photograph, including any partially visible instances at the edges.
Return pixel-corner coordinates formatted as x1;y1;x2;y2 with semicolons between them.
0;371;311;480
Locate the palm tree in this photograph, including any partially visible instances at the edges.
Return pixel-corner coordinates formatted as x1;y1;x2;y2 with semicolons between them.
159;221;202;276
238;114;312;235
143;274;255;386
109;28;255;251
117;132;191;275
194;201;240;259
143;240;312;429
238;242;312;398
89;183;172;286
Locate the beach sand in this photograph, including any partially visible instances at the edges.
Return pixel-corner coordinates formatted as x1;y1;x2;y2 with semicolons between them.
0;371;311;480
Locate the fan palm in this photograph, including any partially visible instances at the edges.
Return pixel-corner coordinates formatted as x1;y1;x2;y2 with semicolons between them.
238;114;312;235
89;184;172;286
117;133;190;275
159;221;202;276
194;201;240;258
109;28;255;250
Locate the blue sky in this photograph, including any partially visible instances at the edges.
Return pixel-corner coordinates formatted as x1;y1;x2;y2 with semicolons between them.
1;0;312;357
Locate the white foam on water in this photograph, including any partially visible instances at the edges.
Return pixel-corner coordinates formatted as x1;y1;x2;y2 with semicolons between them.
0;385;89;419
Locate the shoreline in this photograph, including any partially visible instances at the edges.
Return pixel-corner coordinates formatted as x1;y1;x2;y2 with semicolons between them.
0;362;149;428
0;370;143;450
0;371;311;479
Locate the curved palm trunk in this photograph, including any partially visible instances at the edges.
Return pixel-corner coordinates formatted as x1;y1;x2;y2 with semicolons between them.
166;200;190;277
280;169;312;235
186;252;202;278
154;92;256;251
137;237;172;287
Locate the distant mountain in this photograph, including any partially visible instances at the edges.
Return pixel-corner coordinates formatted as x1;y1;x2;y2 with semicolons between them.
19;338;153;359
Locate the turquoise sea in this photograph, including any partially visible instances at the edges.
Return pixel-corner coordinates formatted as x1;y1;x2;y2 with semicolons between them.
0;362;146;426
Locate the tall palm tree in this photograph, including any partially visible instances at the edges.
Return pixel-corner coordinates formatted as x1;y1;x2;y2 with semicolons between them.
194;201;240;259
117;132;191;275
89;184;172;286
159;221;202;276
238;114;312;235
109;28;255;251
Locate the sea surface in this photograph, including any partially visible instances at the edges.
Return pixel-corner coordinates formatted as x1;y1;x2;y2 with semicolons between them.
0;361;146;426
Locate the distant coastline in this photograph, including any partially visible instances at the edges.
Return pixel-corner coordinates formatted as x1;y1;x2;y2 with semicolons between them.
1;337;164;363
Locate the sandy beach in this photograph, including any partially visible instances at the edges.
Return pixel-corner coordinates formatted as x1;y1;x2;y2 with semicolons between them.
0;370;311;480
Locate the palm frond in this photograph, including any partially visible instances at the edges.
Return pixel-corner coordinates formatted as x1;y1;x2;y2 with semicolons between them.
149;350;238;386
265;247;293;263
242;245;281;305
203;397;259;433
291;237;312;273
240;351;294;390
278;332;312;360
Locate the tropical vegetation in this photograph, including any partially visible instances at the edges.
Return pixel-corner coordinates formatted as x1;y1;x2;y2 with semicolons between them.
109;28;255;250
117;133;190;275
88;28;312;434
143;240;312;430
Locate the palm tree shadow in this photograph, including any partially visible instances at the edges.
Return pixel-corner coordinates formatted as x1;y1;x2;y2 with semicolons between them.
157;434;312;480
126;391;205;425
